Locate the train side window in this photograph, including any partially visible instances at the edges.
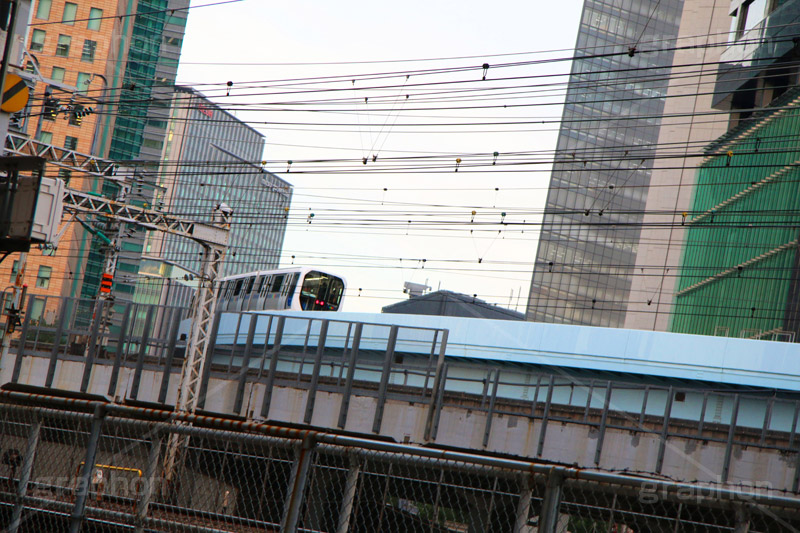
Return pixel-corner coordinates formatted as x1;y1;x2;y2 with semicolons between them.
271;274;285;293
233;279;244;296
243;276;254;294
255;275;266;294
261;276;272;296
283;273;297;295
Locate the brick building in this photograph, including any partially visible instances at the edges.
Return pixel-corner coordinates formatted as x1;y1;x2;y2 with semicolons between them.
0;0;189;319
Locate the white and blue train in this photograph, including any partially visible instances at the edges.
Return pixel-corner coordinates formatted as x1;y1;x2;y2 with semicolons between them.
216;267;346;313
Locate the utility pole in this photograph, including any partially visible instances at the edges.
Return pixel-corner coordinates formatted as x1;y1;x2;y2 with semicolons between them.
0;1;34;370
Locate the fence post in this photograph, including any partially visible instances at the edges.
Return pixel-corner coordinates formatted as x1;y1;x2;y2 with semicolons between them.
424;329;448;441
261;316;285;418
8;417;42;533
656;386;674;474
428;362;449;441
537;375;555;457
10;293;35;383
281;437;315;533
594;382;612;465
130;306;155;400
338;322;362;429
80;298;105;393
513;475;533;533
45;297;70;387
483;369;501;448
372;325;398;434
69;404;106;533
234;314;260;415
304;320;329;424
538;469;563;533
157;309;183;404
722;394;741;483
336;454;361;533
733;505;750;533
134;433;163;533
108;302;133;397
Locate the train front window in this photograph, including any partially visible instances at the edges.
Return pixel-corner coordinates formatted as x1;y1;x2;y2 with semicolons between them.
299;271;344;311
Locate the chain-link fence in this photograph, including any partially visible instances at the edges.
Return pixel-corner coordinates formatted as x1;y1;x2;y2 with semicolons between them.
0;389;798;532
5;300;800;495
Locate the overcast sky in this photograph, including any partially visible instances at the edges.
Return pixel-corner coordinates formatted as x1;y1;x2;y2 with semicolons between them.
177;0;582;312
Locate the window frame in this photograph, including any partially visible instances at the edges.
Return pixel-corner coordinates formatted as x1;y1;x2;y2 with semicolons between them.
35;0;52;20
30;29;45;52
62;2;77;25
87;7;103;30
81;39;96;62
51;66;65;82
55;34;71;57
35;265;52;289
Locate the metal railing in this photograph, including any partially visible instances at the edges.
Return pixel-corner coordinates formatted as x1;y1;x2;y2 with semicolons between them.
4;297;800;494
0;390;798;532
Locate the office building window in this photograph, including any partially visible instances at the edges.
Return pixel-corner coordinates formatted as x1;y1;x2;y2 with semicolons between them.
9;260;18;282
37;131;52;143
30;29;45;51
76;72;91;94
62;2;77;24
87;7;102;30
36;266;52;289
55;34;70;57
64;136;78;150
36;0;52;19
51;66;65;82
24;61;35;73
81;39;96;62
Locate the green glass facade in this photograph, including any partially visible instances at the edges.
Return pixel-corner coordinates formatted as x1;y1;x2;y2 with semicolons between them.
671;89;800;340
79;0;188;303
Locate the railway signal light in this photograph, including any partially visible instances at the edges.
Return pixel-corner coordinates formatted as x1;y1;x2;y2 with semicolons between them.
99;272;113;294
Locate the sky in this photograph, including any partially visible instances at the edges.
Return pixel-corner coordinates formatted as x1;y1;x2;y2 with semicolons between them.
176;0;583;313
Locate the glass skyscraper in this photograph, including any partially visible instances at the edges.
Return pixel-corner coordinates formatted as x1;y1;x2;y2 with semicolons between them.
527;0;685;327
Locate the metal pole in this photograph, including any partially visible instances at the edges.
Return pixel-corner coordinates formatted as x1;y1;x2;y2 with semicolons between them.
483;369;501;448
261;315;285;418
69;404;106;533
338;322;362;429
80;298;104;393
733;505;750;533
9;292;32;383
134;434;162;533
722;394;740;483
234;314;259;415
335;454;361;533
424;329;448;440
157;308;182;403
656;386;674;474
594;381;612;465
45;297;70;387
513;475;533;533
372;325;398;434
537;470;563;533
130;305;155;400
537;375;555;457
281;438;314;533
8;417;41;533
304;320;329;424
108;301;133;397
